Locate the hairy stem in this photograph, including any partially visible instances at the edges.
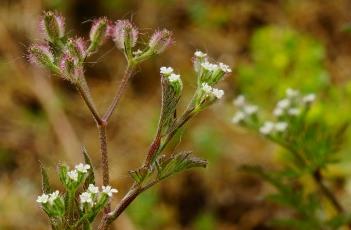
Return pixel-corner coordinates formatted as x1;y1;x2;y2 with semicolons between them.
103;65;135;122
98;124;110;214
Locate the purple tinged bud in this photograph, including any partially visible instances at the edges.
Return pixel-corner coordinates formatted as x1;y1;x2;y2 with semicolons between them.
40;11;65;42
149;29;173;54
67;37;88;60
89;17;108;52
60;54;82;81
28;44;55;67
112;20;138;51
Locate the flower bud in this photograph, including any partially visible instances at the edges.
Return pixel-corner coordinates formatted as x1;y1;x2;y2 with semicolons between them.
149;29;173;54
89;17;108;53
66;37;87;60
193;50;208;72
60;54;83;81
40;11;65;43
112;20;138;55
28;44;56;70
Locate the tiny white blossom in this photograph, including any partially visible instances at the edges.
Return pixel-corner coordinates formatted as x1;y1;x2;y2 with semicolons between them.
160;66;174;75
168;73;181;82
37;194;49;204
67;170;78;181
194;50;207;58
277;98;291;109
275;122;288;132
102;185;118;197
233;95;246;107
201;83;212;93
286;88;299;98
260;121;275;135
80;192;93;205
219;62;232;73
232;112;246;124
243;105;258;115
49;190;59;204
273;107;284;117
288;108;300;116
75;163;91;173
212;88;224;99
201;61;218;71
133;49;143;56
302;94;316;104
88;184;99;194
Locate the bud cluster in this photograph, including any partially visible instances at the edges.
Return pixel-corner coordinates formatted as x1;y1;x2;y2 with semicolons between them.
232;88;317;137
36;190;65;217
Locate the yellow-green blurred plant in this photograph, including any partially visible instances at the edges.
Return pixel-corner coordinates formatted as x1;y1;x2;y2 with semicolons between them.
28;11;232;230
232;89;351;230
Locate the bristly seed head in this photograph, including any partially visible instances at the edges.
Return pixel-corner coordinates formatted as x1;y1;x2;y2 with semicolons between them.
40;11;65;42
28;44;55;67
89;17;108;52
149;29;174;54
67;37;88;60
112;20;138;50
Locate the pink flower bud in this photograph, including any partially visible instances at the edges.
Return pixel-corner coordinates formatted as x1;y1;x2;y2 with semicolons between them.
59;54;82;81
67;37;88;60
149;29;173;54
112;20;138;51
40;11;65;42
89;17;108;52
28;44;55;67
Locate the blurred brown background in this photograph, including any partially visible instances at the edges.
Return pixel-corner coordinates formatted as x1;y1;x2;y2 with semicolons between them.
1;0;351;229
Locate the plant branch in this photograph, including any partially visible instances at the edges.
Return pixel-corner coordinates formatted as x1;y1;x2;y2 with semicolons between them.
102;64;135;122
312;169;344;213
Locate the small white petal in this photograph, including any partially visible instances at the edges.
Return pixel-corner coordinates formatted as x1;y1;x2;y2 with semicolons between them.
288;108;300;116
275;122;288;132
201;83;212;93
80;192;93;205
260;122;275;135
67;170;78;181
233;95;246;107
168;73;181;82
273;107;284;117
102;185;118;197
219;62;232;73
212;88;224;99
160;66;174;75
88;184;99;194
49;190;60;204
286;88;299;98
194;50;207;58
36;194;49;204
243;105;258;115
232;112;246;124
277;99;291;109
201;61;218;71
75;163;91;173
302;94;316;103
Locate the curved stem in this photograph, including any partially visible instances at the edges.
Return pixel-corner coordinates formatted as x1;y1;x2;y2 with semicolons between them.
102;65;135;122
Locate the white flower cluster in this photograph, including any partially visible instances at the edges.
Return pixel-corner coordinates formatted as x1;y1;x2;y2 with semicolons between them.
193;50;232;74
160;66;182;83
259;121;288;135
201;83;224;99
67;163;91;182
232;95;258;124
37;190;60;204
273;88;316;117
79;184;118;206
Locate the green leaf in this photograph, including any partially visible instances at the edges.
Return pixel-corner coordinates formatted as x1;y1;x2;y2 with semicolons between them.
157;151;207;180
82;147;95;189
40;162;52;194
129;167;151;185
58;163;68;188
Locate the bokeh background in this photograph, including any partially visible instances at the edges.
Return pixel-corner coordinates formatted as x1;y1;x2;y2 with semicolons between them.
1;0;351;229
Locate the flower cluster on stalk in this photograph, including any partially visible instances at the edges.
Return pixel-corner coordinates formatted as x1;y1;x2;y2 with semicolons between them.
232;88;316;137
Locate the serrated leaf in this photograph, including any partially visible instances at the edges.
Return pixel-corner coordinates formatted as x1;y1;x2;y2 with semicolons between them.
82;147;95;189
128;167;151;185
40;162;52;194
157;151;207;180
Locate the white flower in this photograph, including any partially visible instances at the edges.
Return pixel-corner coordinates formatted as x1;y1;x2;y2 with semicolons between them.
212;88;224;99
88;184;99;194
160;66;174;75
36;194;49;204
243;105;258;115
133;49;143;56
201;61;218;71
75;163;91;173
194;50;207;58
201;83;212;93
288;108;300;116
232;112;246;124
275;122;288;132
286;88;299;98
80;192;93;205
233;95;246;107
303;94;316;103
49;190;59;204
277;99;291;109
102;185;118;197
67;170;78;181
273;107;284;117
260;121;275;135
168;73;181;82
219;62;232;73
